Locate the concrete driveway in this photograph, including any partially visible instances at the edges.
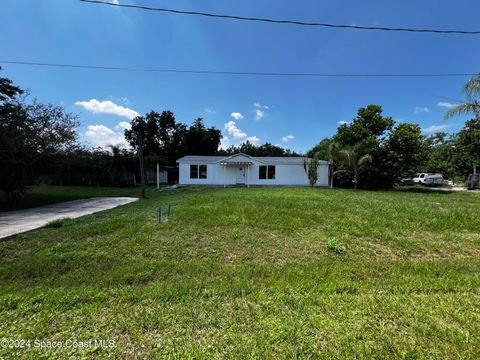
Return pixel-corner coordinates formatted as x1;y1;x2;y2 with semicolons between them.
0;197;138;240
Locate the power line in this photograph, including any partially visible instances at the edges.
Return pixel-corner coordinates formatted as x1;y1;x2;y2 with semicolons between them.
79;0;480;36
1;60;478;78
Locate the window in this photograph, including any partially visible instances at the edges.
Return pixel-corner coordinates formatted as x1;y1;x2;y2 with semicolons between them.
267;165;276;179
199;165;207;179
259;165;275;180
259;165;267;179
190;165;198;179
190;164;207;179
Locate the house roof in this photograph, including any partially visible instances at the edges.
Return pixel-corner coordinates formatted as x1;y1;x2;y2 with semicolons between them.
176;156;225;164
217;153;263;165
255;157;312;165
177;153;328;165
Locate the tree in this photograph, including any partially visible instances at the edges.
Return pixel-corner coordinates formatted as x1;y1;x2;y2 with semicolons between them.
335;105;394;148
333;105;395;189
386;123;427;177
445;76;480;118
185;118;222;155
157;111;187;165
442;76;480;177
220;141;300;157
0;67;23;101
326;141;341;189
425;133;458;180
0;76;79;203
338;144;372;190
307;138;332;159
125;110;187;166
303;155;321;188
125;112;163;158
454;116;480;176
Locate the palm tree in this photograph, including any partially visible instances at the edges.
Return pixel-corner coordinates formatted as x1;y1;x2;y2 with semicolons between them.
445;75;480;118
339;144;372;190
303;154;321;188
326;141;341;189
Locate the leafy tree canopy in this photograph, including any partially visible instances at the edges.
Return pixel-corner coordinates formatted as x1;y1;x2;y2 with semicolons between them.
219;141;300;157
0;74;79;202
386;123;427;176
125;110;188;166
454;115;480;175
185;118;222;156
334;105;394;147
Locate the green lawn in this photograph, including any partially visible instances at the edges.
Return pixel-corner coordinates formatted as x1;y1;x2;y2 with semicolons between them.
0;186;479;358
0;186;139;212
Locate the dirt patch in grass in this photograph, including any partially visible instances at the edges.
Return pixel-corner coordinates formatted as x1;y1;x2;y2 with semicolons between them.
367;240;402;259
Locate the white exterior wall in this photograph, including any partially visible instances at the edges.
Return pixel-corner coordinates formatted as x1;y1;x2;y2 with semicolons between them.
179;161;328;187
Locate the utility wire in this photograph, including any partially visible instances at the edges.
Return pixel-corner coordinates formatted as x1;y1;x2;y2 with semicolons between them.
1;61;478;78
79;0;480;36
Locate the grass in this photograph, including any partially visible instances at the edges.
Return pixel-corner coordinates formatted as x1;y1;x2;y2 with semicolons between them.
0;186;479;358
325;237;346;254
0;185;139;212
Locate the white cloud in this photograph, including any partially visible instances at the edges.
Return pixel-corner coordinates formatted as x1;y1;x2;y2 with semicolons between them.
85;124;127;148
422;124;450;133
108;95;131;106
338;120;348;125
220;121;260;149
220;136;231;149
253;103;269;110
108;0;119;4
115;121;132;131
437;102;457;109
282;134;295;143
75;99;140;120
254;109;265;120
414;106;430;114
204;108;216;114
230;112;244;120
253;103;269;121
225;121;247;139
246;136;260;144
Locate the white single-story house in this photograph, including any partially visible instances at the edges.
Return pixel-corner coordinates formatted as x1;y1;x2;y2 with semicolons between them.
177;153;329;187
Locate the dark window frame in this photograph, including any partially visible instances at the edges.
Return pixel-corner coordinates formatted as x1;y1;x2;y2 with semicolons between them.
259;165;267;179
267;165;276;180
199;165;208;179
190;164;198;179
190;164;207;179
259;165;275;180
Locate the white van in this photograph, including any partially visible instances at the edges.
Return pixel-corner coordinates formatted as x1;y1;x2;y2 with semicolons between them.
412;173;429;184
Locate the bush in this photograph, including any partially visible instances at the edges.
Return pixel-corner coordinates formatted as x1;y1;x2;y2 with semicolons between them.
326;238;346;254
45;218;71;228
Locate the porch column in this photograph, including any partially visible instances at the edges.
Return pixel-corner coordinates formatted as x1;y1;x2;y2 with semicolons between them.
223;165;226;188
247;165;250;188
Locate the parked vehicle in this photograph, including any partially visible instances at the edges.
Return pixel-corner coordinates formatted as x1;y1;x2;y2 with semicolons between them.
399;177;415;185
403;173;451;187
424;173;444;187
443;179;454;186
466;174;479;190
412;173;429;184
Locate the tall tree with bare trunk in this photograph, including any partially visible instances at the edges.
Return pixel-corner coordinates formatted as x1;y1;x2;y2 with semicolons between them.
327;141;341;189
338;144;372;190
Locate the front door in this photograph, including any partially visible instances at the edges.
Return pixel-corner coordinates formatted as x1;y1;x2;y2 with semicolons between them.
236;167;246;184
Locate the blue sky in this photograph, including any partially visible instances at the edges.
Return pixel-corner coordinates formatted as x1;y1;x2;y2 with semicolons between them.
1;0;479;153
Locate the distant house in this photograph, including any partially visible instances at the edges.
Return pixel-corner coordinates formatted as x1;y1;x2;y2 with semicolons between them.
177;153;328;187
